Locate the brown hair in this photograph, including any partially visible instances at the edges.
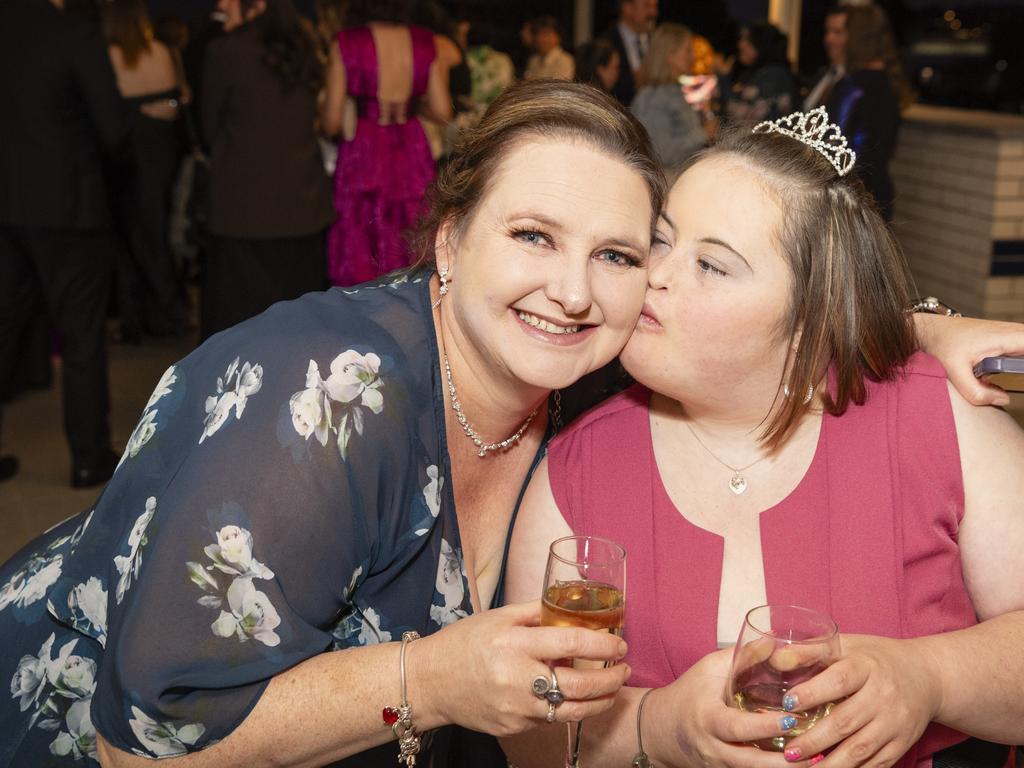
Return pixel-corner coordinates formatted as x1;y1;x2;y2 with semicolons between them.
843;5;915;110
695;124;917;449
637;23;693;88
101;0;153;68
410;79;666;264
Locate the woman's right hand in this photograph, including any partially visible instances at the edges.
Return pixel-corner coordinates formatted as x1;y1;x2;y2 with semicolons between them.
651;647;801;768
415;601;631;737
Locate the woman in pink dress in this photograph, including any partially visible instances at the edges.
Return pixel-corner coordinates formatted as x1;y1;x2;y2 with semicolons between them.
321;0;451;286
504;112;1024;768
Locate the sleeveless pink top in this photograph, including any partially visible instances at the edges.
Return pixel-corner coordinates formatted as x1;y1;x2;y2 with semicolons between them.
547;353;974;767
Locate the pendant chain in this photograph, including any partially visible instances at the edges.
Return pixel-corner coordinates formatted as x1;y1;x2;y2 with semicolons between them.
682;421;767;495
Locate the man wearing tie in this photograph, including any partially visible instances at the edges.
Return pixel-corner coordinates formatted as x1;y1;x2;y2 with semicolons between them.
803;6;848;109
602;0;658;106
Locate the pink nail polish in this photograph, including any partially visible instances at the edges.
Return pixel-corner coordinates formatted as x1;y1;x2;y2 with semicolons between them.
810;754;825;765
785;748;802;762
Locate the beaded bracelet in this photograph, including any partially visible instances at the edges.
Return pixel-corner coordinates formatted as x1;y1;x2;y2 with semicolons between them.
382;630;421;766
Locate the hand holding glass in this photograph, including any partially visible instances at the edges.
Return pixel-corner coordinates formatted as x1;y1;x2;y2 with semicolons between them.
540;535;626;768
728;604;840;751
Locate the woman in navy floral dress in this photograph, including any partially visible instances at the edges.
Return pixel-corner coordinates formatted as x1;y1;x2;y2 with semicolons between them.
0;80;665;767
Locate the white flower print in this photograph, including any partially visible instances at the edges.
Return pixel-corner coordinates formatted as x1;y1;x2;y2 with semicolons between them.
415;465;443;536
146;365;178;410
189;525;280;646
0;552;64;613
210;578;282;647
129;706;205;758
429;539;469;628
9;633;78;713
54;655;96;700
49;698;97;760
114;497;157;604
199;357;263;444
356;607;392;645
290;350;385;461
204;525;274;580
120;408;158;466
45;509;94;552
66;577;108;647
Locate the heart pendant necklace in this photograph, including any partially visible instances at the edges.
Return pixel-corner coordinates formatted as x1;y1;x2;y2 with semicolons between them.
684;421;767;495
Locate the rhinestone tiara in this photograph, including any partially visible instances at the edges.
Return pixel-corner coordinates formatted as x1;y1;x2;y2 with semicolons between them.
752;106;856;177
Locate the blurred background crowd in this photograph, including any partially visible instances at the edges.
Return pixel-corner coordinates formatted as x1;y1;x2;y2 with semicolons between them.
0;0;1022;503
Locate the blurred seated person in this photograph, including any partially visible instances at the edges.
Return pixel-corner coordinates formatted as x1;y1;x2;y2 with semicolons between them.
631;23;709;176
826;4;911;221
505;110;1024;767
575;38;621;94
524;16;574;81
717;21;797;123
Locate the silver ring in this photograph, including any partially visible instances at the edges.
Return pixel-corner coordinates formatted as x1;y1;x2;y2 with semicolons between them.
544;668;564;706
531;674;552;698
546;701;557;723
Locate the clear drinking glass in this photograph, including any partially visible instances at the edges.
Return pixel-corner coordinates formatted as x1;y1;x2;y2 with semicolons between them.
540;535;626;768
728;604;840;751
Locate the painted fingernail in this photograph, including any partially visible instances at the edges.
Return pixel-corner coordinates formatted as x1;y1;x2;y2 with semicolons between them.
782;693;798;712
780;715;798;731
784;747;802;762
810;754;825;765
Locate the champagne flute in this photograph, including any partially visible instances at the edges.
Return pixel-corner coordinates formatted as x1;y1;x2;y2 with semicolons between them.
728;604;840;751
540;535;626;768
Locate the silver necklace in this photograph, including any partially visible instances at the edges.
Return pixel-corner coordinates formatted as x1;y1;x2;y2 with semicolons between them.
683;421;767;495
443;353;538;458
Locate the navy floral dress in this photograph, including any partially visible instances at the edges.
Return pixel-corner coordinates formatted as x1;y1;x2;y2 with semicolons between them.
0;272;500;766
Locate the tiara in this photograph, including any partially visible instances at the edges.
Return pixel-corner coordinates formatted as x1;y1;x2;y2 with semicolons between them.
752;107;856;177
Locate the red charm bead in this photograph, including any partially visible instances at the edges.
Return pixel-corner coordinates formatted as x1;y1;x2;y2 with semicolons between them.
382;707;399;726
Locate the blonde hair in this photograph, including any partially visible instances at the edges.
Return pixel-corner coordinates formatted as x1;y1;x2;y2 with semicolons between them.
638;23;692;88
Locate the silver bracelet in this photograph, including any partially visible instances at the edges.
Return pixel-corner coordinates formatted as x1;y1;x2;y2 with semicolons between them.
909;296;962;318
631;689;655;768
383;630;421;766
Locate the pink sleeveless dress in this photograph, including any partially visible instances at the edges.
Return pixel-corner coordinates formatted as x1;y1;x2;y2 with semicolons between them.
547;352;974;768
327;26;436;287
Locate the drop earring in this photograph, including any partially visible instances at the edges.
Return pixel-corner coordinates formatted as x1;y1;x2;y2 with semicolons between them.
432;266;449;309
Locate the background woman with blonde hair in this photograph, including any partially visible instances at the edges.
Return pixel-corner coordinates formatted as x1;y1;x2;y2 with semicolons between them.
631;23;709;174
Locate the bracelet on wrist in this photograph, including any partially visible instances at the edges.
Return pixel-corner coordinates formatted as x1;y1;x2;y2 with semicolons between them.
909;296;962;318
632;688;656;768
382;630;421;766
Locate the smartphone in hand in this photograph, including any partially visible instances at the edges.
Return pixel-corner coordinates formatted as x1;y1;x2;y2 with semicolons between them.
974;356;1024;393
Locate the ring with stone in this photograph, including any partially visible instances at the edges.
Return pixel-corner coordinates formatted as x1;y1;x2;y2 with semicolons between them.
544;668;565;706
546;701;557;723
531;674;552;699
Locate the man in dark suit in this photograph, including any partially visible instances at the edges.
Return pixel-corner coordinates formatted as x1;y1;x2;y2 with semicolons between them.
601;0;659;106
0;0;127;487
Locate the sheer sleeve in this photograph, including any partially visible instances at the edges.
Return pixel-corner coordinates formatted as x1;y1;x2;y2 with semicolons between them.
77;293;417;757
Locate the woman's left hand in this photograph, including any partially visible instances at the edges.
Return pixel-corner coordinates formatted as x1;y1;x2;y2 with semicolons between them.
778;634;942;768
914;313;1024;407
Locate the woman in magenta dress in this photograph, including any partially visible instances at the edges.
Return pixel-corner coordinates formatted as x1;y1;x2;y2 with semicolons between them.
321;0;451;286
504;112;1024;767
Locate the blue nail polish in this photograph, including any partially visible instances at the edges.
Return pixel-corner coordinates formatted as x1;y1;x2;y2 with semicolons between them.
782;694;797;712
781;715;798;731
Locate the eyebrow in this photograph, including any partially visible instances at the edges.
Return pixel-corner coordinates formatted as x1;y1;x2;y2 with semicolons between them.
510;211;648;254
699;237;752;270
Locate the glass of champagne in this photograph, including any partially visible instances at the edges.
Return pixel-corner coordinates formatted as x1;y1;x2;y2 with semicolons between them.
728;604;840;751
540;535;626;768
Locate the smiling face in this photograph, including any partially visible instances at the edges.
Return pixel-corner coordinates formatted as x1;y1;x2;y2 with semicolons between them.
621;155;795;407
438;137;652;392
